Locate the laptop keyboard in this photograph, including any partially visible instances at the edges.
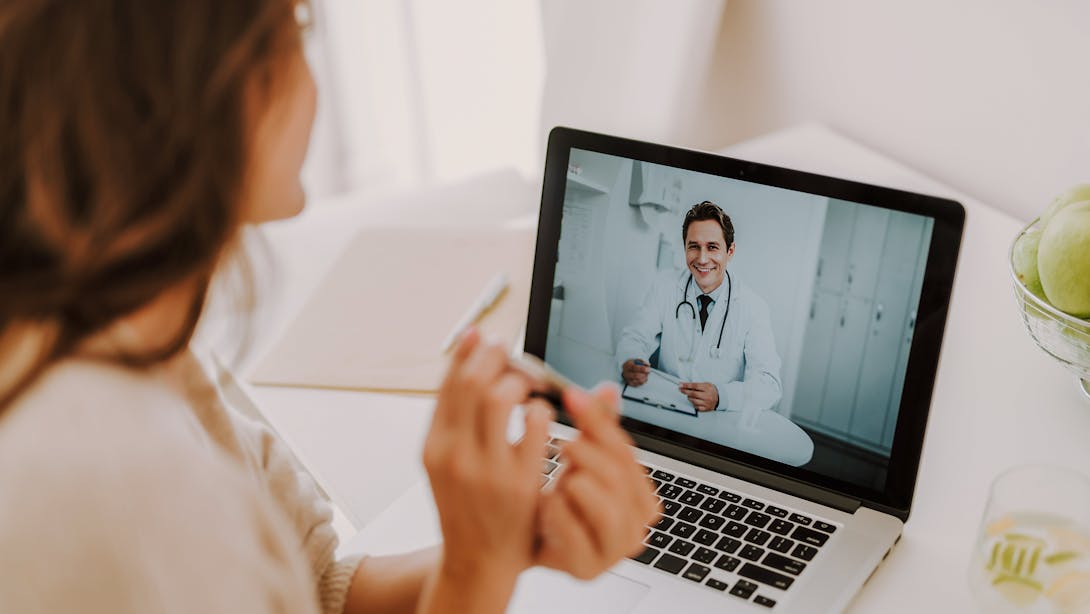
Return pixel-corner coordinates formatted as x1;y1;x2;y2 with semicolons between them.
540;438;839;610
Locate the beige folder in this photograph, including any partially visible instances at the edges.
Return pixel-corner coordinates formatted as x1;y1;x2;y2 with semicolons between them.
251;225;537;393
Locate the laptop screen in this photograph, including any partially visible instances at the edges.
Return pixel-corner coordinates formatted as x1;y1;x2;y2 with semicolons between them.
541;145;938;495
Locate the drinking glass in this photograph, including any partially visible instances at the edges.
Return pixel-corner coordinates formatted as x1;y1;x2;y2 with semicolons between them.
969;465;1090;612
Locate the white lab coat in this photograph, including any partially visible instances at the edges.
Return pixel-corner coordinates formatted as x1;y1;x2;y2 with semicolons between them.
615;270;783;413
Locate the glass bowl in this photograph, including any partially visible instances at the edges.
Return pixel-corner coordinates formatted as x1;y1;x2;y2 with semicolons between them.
1010;219;1090;401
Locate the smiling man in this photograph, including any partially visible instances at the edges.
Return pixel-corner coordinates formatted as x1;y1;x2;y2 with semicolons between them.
616;201;783;415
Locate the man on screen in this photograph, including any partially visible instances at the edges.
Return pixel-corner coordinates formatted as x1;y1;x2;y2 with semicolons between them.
616;201;783;414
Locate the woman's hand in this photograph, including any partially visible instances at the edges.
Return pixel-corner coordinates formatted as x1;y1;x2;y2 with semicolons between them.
421;329;552;598
535;384;661;579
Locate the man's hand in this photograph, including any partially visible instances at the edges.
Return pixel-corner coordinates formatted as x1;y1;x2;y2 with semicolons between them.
621;359;650;387
679;382;719;412
535;384;661;579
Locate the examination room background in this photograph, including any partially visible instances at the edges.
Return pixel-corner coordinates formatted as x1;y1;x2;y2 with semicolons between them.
545;150;932;480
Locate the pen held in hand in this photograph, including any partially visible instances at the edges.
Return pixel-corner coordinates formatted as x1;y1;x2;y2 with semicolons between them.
440;272;509;354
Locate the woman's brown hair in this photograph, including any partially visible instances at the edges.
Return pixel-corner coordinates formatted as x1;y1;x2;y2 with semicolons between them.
0;0;305;407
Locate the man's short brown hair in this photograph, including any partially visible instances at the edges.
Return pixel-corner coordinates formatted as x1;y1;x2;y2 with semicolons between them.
682;201;734;246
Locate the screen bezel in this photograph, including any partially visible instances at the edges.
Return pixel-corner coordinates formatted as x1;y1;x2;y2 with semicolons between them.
525;127;965;520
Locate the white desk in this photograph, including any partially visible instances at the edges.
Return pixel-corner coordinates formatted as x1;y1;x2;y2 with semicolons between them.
245;125;1090;612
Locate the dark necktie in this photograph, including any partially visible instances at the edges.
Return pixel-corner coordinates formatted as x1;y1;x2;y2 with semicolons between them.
697;294;713;332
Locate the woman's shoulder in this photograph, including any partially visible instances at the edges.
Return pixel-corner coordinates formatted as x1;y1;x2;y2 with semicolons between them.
0;359;201;457
0;359;319;613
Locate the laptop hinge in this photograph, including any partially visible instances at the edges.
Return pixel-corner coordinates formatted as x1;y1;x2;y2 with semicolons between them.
631;431;861;515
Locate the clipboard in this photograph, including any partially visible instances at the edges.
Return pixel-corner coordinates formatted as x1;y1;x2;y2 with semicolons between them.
621;367;698;417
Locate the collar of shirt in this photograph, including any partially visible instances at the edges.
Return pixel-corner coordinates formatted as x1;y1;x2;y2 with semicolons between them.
687;272;730;309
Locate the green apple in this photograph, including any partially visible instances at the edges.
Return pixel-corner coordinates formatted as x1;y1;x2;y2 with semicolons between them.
1012;227;1046;299
1038;201;1090;318
1040;184;1090;228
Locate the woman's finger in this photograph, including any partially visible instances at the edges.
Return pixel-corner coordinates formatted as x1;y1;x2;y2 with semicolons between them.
536;488;603;579
479;371;532;451
515;399;554;471
563;384;629;452
431;328;482;432
559;439;633;498
557;470;635;562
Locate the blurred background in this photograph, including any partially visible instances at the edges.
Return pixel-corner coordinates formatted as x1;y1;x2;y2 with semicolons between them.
301;0;1090;222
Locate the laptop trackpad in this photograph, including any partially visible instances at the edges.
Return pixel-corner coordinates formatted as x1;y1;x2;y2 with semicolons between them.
507;568;649;614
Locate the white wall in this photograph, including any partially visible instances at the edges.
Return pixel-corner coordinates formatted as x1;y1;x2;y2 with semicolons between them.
539;0;727;145
682;0;1090;223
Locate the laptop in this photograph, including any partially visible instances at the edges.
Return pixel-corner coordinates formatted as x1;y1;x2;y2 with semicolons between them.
347;127;963;612
515;127;964;612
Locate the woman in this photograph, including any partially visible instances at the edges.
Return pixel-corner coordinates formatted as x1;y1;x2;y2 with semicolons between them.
0;1;658;612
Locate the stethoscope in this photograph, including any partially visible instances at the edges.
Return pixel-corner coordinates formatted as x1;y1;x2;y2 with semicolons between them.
674;271;732;350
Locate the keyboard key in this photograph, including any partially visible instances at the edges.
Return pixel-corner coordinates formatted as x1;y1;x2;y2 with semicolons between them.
668;539;695;557
739;545;765;561
791;526;830;547
754;595;777;608
653;553;687;574
539;474;549;488
729;579;758;599
744;511;771;529
769;537;794;554
678;506;702;523
789;513;812;526
765;505;788;518
763;552;807;576
714;536;741;554
725;504;748;520
793;544;819;561
814;521;837;534
682;563;710;583
647;531;672;549
669;522;696;539
742;498;766;510
706;578;729;591
738;563;795;590
652;470;676;482
547;445;561;460
698;514;725;531
658;483;683;500
714;554;741;572
662;500;681;517
679;491;704;506
650;478;662;489
768;519;793;535
697;484;719;496
640;463;652;473
723;521;747;538
693;547;717;564
699;498;726;514
693;529;718;546
745;528;771;546
653;517;674;532
675;477;697;489
630;547;659;565
718;490;742;503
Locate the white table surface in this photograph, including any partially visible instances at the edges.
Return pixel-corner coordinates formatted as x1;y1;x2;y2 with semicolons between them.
620;396;814;467
242;124;1090;612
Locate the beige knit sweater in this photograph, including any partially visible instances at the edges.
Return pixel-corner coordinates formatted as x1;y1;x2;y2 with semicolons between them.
0;350;362;613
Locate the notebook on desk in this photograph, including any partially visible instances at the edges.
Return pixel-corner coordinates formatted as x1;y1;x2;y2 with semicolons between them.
250;225;535;392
